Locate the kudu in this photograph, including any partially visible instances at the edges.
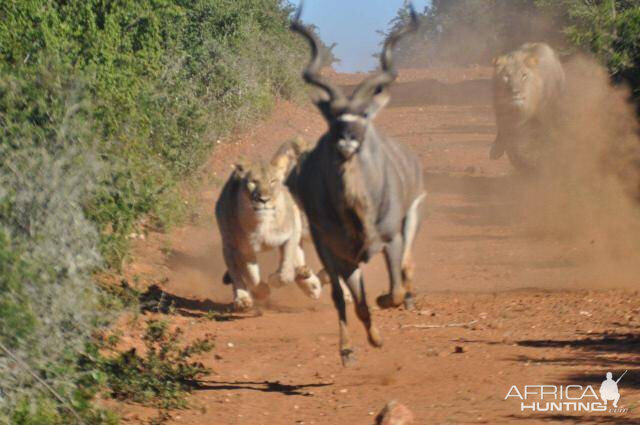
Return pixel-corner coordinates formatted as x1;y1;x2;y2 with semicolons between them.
288;7;426;365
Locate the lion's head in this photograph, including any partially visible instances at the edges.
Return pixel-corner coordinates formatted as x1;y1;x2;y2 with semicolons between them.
493;47;545;121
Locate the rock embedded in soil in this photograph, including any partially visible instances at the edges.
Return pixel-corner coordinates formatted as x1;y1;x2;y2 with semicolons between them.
375;400;414;425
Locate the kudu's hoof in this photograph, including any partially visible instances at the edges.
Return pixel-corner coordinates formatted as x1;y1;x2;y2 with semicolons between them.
368;327;383;348
340;348;356;367
376;294;403;310
403;293;416;311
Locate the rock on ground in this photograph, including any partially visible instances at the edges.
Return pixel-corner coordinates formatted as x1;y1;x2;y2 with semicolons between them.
375;401;414;425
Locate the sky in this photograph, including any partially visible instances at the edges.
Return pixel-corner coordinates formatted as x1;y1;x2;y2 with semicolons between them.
289;0;432;72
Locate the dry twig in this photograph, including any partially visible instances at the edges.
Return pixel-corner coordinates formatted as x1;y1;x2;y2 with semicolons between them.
400;320;478;330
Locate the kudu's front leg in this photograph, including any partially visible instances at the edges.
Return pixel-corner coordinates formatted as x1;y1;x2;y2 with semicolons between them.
330;269;353;366
344;268;383;348
313;239;354;366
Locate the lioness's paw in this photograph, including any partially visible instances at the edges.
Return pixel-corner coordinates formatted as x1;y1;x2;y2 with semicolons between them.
296;274;322;300
234;289;253;311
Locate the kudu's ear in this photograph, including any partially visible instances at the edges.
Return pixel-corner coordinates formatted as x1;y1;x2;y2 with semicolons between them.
363;86;391;120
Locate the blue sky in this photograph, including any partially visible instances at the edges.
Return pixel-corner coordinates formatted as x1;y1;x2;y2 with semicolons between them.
289;0;432;72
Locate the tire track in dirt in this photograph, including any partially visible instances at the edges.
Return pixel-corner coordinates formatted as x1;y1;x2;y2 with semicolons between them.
115;68;640;424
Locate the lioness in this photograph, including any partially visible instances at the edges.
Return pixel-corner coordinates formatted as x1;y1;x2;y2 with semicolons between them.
215;141;324;310
491;42;565;171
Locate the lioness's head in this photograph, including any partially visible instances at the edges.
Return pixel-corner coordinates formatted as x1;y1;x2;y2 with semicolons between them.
233;154;290;213
493;48;544;118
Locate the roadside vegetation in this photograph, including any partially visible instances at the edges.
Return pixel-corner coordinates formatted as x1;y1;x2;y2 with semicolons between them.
0;0;312;423
96;319;214;409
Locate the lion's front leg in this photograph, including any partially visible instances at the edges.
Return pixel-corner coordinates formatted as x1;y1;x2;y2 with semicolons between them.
268;238;297;287
293;246;323;300
245;261;270;301
222;245;254;311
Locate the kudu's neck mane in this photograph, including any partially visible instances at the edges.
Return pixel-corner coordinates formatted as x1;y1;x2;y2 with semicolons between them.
327;125;382;262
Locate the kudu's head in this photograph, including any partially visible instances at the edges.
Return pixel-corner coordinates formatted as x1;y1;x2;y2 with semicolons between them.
291;6;418;160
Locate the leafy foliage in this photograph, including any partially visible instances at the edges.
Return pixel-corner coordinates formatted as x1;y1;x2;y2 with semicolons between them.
0;0;308;422
0;61;110;424
536;0;640;100
97;320;213;409
1;0;308;267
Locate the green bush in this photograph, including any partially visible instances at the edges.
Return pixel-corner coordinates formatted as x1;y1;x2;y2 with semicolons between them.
96;319;213;409
536;0;640;102
1;0;307;267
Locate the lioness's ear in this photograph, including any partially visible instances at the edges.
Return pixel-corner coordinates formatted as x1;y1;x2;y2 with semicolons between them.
271;154;290;181
525;55;539;68
290;136;309;156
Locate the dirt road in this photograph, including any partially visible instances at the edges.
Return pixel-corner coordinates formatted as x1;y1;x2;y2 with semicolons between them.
116;68;639;424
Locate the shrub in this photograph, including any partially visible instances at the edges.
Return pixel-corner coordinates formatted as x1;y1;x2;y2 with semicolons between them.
1;0;308;267
0;62;113;423
97;320;213;409
0;0;311;422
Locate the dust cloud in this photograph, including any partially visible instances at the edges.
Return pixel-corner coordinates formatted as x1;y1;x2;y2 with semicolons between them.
520;56;640;287
400;9;640;289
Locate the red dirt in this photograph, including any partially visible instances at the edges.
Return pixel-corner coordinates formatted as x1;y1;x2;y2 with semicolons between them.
111;67;640;425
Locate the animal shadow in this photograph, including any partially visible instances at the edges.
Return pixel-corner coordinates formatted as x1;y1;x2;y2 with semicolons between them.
194;380;331;396
139;284;242;320
514;331;640;389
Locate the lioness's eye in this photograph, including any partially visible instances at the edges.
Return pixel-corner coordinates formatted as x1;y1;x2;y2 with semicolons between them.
247;181;256;191
522;73;528;81
270;179;277;186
